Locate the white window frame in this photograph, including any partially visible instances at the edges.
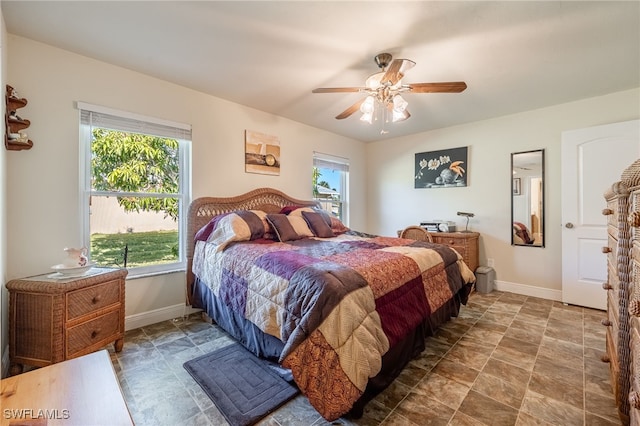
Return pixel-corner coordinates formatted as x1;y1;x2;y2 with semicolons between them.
78;102;192;278
313;152;349;226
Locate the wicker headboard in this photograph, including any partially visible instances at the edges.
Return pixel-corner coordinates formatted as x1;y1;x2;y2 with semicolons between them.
186;187;320;303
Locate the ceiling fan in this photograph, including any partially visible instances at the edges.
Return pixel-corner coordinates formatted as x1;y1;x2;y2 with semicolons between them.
312;53;467;124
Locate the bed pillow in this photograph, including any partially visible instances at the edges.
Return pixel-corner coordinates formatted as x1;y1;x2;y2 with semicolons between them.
288;206;333;227
266;214;305;242
279;205;302;215
330;217;350;235
195;210;268;251
287;215;314;238
302;211;335;238
195;212;230;242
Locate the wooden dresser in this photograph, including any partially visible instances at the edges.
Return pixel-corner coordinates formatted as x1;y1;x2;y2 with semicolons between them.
430;231;480;272
7;268;127;375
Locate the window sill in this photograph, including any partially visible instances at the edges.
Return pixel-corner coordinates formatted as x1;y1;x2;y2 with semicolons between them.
125;267;186;280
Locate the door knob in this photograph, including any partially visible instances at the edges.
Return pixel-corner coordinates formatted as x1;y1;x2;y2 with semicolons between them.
565;222;574;229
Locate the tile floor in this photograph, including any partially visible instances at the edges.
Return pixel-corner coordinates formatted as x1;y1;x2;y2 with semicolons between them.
109;290;622;425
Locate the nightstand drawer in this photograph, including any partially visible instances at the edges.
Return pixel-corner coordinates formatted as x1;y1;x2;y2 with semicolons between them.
66;280;121;320
66;310;121;358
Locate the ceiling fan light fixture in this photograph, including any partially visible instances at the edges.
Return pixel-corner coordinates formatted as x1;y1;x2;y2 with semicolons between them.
312;53;466;129
392;94;408;112
360;96;375;114
392;109;410;123
365;72;384;90
360;112;373;124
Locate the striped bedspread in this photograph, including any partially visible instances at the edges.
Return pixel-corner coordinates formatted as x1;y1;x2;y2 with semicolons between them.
192;232;475;420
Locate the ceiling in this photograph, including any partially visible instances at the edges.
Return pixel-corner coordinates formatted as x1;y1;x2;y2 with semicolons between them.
2;1;639;143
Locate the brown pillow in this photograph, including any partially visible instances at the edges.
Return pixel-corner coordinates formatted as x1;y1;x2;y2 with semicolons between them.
266;214;303;242
302;211;335;238
330;217;350;234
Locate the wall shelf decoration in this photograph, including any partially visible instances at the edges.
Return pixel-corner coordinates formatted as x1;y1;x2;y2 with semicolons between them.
5;85;33;151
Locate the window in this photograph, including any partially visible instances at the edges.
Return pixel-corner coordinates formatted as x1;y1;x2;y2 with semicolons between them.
312;153;349;224
79;102;191;277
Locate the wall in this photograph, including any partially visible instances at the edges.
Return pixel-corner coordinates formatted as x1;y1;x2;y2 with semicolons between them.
366;88;640;299
0;10;7;377
3;35;366;340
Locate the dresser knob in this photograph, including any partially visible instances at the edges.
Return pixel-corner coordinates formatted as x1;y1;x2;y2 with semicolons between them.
630;391;640;409
601;354;611;363
602;208;614;216
630;299;640;316
602;246;612;254
91;296;101;304
601;319;612;327
603;282;613;290
91;330;98;339
629;211;640;227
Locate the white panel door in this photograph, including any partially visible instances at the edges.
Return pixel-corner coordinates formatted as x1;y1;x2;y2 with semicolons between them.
562;120;640;310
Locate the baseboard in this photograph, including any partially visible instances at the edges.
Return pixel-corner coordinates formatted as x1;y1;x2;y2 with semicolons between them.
125;303;201;331
493;280;563;302
2;344;9;379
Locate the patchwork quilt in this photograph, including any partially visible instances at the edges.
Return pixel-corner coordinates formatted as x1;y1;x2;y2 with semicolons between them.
192;232;475;420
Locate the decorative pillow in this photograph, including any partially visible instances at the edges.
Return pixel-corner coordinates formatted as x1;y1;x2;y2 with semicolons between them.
287;215;314;238
288;206;332;226
195;212;230;242
330;217;350;235
279;205;302;215
195;210;268;251
248;210;275;240
266;214;304;242
302;211;335;238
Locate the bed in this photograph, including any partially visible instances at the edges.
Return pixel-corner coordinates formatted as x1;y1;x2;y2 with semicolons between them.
186;187;476;421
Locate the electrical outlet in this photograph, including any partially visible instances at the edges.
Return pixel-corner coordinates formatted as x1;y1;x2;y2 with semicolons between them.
487;258;495;267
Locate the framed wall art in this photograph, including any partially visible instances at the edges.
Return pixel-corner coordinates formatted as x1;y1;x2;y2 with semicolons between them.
513;177;522;195
414;146;468;189
245;130;280;176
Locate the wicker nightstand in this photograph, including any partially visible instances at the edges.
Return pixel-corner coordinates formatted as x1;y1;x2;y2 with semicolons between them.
429;232;480;272
7;268;127;375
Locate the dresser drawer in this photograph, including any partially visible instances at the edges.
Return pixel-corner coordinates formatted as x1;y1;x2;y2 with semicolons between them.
607;325;622;403
607;290;620;353
607;234;618;267
608;259;620;302
606;200;619;240
66;280;121;320
66;309;121;358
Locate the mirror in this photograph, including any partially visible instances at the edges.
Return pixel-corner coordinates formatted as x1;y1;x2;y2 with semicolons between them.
511;149;545;247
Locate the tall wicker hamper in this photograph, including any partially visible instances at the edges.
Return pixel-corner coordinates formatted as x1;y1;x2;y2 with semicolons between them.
621;159;640;425
603;179;631;425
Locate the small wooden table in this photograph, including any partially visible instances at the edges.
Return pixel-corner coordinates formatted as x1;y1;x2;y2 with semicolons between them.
0;350;133;425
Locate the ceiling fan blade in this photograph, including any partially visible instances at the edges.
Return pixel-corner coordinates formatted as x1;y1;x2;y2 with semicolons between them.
408;82;468;93
382;59;416;86
312;87;363;93
336;98;365;120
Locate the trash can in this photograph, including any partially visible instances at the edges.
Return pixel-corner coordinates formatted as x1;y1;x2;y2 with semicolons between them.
475;266;495;293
